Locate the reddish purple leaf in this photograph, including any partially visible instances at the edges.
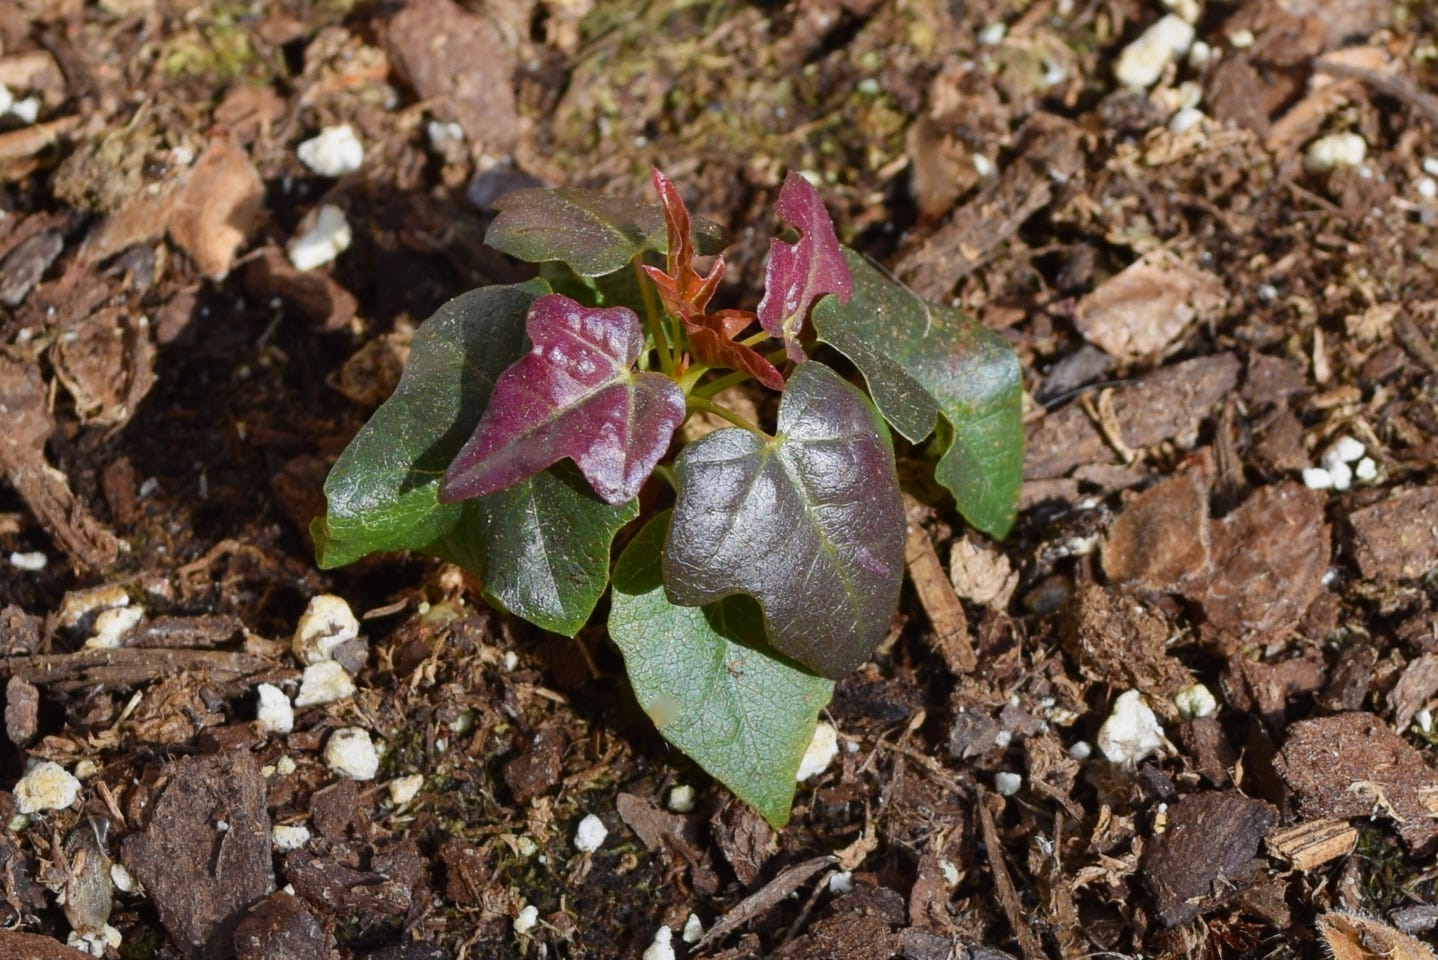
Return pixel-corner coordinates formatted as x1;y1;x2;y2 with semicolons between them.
686;309;785;392
643;168;785;391
643;168;723;322
440;294;685;506
757;172;853;362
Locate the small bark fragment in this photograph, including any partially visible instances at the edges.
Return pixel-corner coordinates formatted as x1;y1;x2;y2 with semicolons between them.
1267;819;1358;872
905;497;976;675
1348;487;1438;581
1277;712;1438;852
233;891;336;960
1075;250;1226;362
1141;790;1278;927
121;751;274;960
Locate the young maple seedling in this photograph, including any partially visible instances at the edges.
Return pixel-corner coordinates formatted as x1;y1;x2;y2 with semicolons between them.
313;169;1024;825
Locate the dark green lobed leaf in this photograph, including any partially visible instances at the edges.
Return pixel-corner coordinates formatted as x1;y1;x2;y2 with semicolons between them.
662;363;905;679
812;248;1024;539
312;280;634;636
313;282;546;567
486;186;728;278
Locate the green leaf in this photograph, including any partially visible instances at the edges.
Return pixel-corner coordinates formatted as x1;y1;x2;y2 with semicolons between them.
313;282;546;567
663;363;906;679
486;186;728;278
609;512;834;827
312;280;633;636
812;248;1024;539
430;464;637;636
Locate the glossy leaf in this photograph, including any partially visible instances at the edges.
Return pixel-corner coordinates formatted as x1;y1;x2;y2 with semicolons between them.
430;464;637;636
313;282;545;567
812;248;1024;539
663;363;905;679
642;168;724;322
643;169;784;390
686;309;785;392
610;512;834;827
312;281;633;635
757;172;852;362
487;186;727;277
441;294;686;506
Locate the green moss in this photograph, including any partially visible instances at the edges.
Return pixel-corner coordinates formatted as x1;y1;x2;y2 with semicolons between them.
160;4;272;82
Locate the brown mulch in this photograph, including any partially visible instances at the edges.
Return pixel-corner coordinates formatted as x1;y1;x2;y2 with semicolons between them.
2;0;1438;958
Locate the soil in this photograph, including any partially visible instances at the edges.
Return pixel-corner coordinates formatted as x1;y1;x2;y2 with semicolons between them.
2;0;1438;958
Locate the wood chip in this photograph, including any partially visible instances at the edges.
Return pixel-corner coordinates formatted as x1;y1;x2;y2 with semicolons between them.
1277;712;1438;852
3;648;274;693
1266;819;1358;872
1141;789;1278;927
1074;250;1226;362
904;496;976;675
895;112;1083;300
1389;652;1438;734
386;0;519;160
1102;469;1211;593
975;789;1045;960
121;751;275;959
1187;482;1330;652
1348;487;1438;581
1026;354;1240;480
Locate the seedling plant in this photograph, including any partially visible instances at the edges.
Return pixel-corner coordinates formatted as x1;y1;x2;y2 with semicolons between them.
313;169;1023;825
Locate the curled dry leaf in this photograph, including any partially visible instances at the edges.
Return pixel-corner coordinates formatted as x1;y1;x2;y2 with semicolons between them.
1318;911;1437;960
948;535;1019;609
167;137;264;281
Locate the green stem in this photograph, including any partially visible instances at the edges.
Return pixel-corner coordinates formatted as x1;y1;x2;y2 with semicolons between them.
634;258;674;377
692;368;749;400
650;463;677;492
686;395;767;437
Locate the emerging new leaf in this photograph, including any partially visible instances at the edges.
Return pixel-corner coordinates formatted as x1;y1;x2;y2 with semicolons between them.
440;294;685;506
663;363;905;679
812;248;1024;539
643;168;724;322
610;512;834;827
757;172;852;362
643;169;784;390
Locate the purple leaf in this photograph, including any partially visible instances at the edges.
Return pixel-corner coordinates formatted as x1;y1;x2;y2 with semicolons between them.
757;172;853;362
440;294;684;506
663;363;905;678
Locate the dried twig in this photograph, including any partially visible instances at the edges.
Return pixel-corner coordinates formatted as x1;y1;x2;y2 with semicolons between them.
696;856;835;950
1313;56;1438;131
976;787;1048;960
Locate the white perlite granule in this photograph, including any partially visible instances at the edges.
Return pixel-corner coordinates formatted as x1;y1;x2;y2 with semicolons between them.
573;813;608;852
324;727;380;781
